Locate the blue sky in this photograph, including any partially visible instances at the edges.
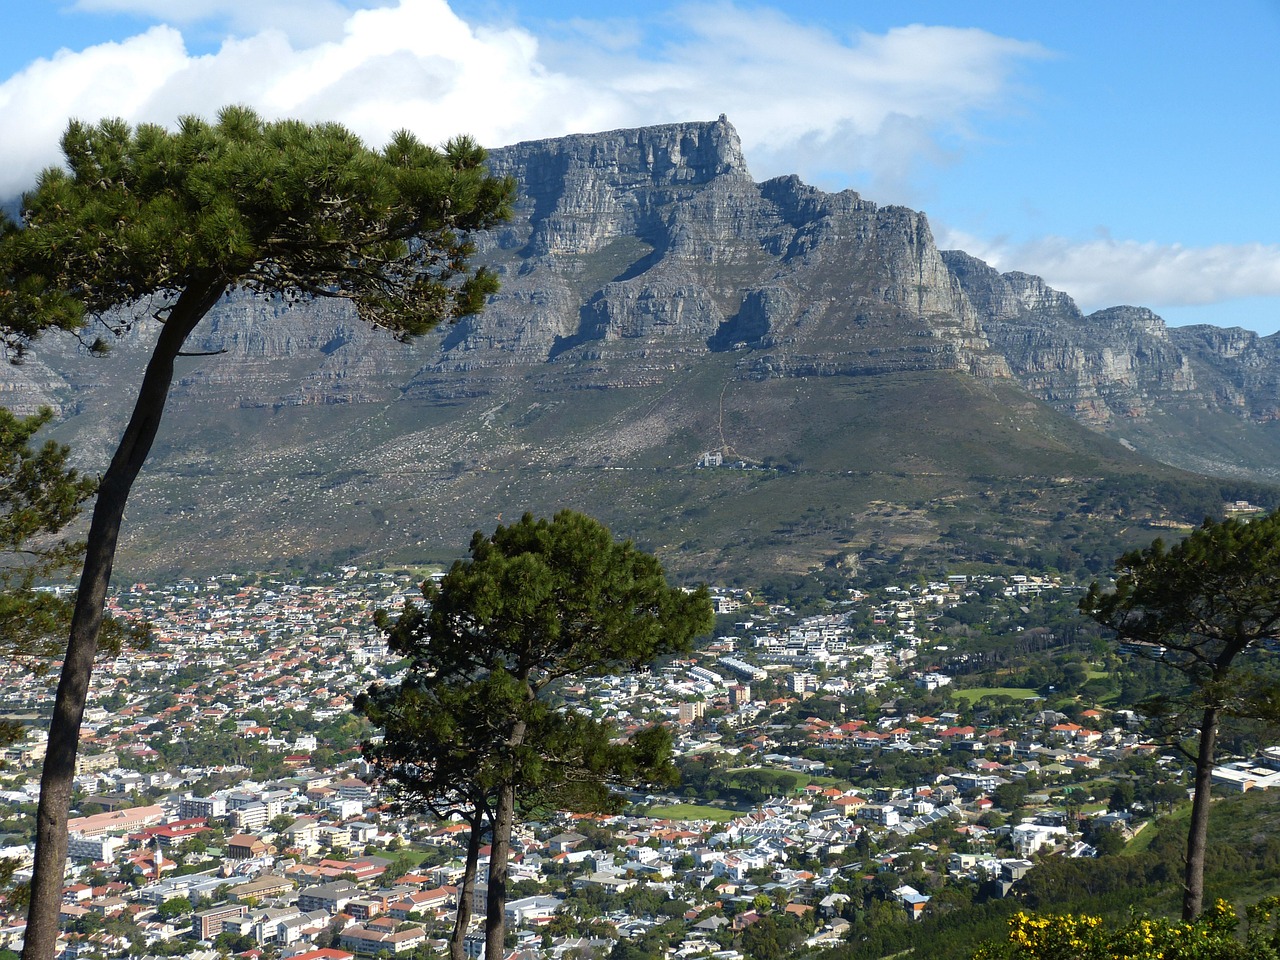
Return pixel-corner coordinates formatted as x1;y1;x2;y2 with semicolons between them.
2;0;1278;333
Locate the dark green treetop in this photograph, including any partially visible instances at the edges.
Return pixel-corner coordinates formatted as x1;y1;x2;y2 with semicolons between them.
0;105;513;353
1081;511;1280;695
396;509;714;690
0;406;95;592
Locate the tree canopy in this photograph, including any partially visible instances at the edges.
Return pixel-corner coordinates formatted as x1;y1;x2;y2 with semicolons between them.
0;107;512;352
1081;512;1280;687
0;407;96;679
412;509;712;685
1;106;513;960
365;510;713;960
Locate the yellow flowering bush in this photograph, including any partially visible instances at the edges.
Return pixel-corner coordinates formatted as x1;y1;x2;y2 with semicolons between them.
971;898;1280;960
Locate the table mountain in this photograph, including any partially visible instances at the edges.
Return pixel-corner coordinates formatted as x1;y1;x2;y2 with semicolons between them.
4;117;1276;581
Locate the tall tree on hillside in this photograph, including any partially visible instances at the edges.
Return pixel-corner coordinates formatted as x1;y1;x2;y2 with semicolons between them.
369;510;713;960
0;106;513;960
1081;510;1280;920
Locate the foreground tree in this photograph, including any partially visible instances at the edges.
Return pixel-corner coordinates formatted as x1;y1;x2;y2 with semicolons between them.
0;106;513;960
369;510;713;960
358;679;496;960
1080;510;1280;920
361;672;678;960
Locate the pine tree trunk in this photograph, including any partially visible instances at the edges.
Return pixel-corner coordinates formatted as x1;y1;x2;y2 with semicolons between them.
484;780;516;960
1182;705;1218;921
484;706;528;960
451;815;484;960
22;278;225;960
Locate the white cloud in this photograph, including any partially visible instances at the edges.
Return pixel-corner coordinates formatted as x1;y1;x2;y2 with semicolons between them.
1025;238;1280;312
0;0;573;198
538;6;1049;196
0;26;192;196
937;228;1280;316
0;0;1046;202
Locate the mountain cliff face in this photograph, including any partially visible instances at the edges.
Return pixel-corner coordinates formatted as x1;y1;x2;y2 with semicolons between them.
14;115;1271;436
939;248;1280;476
942;252;1195;421
4;117;1277;578
451;116;1007;383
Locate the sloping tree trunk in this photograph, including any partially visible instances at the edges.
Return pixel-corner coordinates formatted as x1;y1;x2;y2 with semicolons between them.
451;814;485;960
1183;705;1219;921
22;276;226;960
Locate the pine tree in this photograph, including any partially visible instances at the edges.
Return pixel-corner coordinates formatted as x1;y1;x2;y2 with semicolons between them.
0;406;97;692
0;106;513;960
1081;510;1280;919
365;510;713;960
0;406;97;890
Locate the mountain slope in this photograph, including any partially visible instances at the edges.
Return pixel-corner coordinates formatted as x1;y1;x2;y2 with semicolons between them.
3;117;1275;581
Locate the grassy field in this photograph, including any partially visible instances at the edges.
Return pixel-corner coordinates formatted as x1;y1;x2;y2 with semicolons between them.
951;686;1040;705
801;774;854;790
642;803;739;823
720;767;854;796
1123;818;1159;855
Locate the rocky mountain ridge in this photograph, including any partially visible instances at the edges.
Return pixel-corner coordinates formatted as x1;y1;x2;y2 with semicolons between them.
2;116;1277;578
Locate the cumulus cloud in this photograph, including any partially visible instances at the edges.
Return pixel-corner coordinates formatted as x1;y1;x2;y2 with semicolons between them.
0;26;197;197
0;0;572;197
938;228;1280;316
0;0;1045;201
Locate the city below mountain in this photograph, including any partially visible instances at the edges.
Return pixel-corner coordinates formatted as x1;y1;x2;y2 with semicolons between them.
4;116;1277;582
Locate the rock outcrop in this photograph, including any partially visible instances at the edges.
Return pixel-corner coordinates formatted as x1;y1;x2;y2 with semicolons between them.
441;118;1012;385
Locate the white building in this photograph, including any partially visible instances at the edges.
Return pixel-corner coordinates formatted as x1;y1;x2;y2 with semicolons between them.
67;834;125;862
179;794;227;821
1010;822;1068;857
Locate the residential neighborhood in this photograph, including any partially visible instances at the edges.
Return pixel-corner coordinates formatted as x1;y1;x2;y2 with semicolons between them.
0;567;1257;960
